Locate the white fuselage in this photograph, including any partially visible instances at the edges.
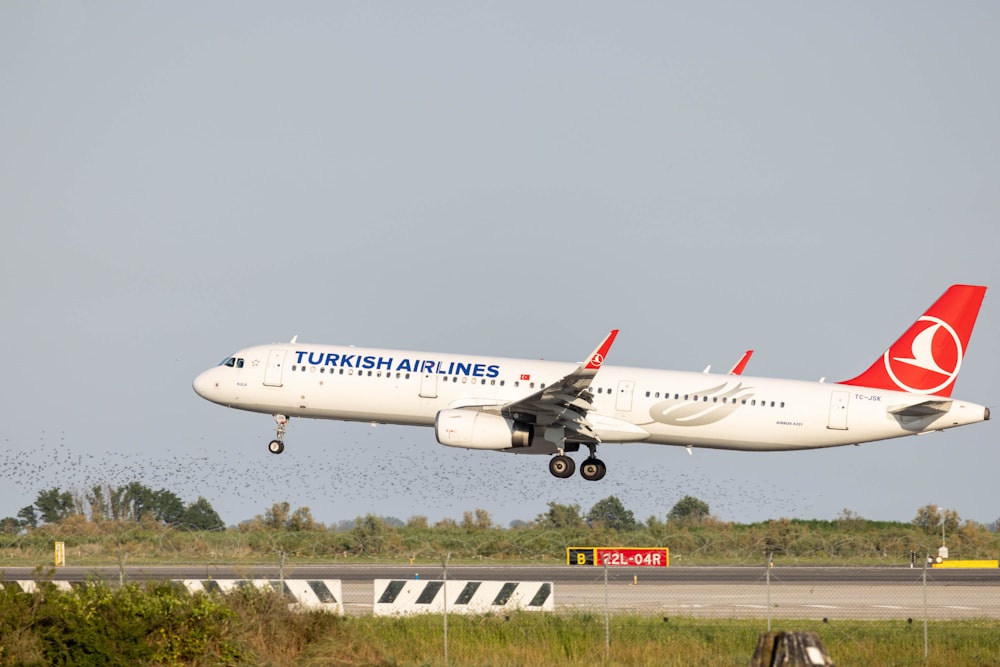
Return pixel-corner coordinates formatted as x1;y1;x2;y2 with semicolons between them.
193;342;989;453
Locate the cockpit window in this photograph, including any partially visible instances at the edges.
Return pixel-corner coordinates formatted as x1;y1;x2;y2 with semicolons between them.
220;357;245;368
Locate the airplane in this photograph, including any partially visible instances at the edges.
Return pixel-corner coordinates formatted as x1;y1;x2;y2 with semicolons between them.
193;284;990;481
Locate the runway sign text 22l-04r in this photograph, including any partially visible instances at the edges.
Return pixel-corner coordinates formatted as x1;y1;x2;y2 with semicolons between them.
567;547;669;567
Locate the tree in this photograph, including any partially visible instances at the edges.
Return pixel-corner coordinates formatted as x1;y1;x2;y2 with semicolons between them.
0;517;19;534
17;505;38;529
668;495;711;525
262;502;292;529
34;488;76;524
351;514;402;555
86;485;109;521
587;496;637;531
287;506;318;532
462;508;494;530
912;504;960;536
178;497;225;531
122;482;154;522
151;489;186;525
535;502;584;529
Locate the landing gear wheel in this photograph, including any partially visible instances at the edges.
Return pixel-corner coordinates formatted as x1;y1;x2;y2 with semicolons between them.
549;454;576;479
580;458;606;481
269;414;288;454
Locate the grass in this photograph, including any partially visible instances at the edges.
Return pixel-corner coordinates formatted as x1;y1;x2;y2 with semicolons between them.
305;615;1000;667
2;581;999;666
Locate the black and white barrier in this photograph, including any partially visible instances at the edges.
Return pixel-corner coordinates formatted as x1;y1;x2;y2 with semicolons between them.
178;579;343;614
0;579;343;614
373;579;554;616
0;580;75;593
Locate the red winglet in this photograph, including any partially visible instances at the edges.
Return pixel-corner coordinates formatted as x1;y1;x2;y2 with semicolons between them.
840;285;987;396
729;350;754;375
585;330;619;370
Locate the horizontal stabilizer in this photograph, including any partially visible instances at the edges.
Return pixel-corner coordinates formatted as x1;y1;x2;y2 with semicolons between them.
889;400;953;418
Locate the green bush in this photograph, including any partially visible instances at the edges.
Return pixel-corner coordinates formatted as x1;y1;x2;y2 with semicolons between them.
0;582;244;666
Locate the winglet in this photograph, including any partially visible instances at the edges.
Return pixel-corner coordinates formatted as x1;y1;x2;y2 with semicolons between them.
585;330;619;370
728;350;754;375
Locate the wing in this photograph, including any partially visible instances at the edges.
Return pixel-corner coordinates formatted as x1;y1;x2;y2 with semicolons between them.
499;330;618;444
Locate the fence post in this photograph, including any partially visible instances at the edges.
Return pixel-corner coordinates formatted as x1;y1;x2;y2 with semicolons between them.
923;552;929;660
603;560;610;661
751;631;833;666
765;552;773;632
442;552;450;667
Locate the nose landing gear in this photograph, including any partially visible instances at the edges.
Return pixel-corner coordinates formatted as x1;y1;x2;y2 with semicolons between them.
268;414;288;454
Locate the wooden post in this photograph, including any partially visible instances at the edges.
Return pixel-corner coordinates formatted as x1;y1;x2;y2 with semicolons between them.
751;631;834;667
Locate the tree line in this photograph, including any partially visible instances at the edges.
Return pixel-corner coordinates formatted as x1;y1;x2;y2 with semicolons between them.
2;484;991;546
0;483;224;533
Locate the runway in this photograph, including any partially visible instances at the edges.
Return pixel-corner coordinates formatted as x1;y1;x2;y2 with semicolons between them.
3;565;998;619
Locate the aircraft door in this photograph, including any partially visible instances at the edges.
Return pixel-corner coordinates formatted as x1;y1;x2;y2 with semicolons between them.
264;349;287;387
419;372;438;398
616;380;635;412
828;391;849;430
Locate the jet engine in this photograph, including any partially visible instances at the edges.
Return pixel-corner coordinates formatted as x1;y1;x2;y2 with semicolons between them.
435;409;533;450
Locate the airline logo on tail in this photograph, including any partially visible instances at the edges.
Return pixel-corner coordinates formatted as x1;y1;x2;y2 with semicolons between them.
842;284;986;397
885;316;963;394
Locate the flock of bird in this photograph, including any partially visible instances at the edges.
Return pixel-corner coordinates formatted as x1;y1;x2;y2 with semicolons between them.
2;426;812;528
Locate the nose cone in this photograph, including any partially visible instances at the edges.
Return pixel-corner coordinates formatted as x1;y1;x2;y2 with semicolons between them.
193;369;218;401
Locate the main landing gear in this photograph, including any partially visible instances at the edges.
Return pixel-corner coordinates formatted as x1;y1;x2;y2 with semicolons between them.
548;446;607;481
268;414;288;454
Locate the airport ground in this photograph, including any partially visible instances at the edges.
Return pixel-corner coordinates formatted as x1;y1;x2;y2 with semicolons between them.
5;563;1000;619
4;564;1000;665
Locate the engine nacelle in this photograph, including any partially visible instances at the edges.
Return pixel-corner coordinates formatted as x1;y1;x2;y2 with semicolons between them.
435;409;533;450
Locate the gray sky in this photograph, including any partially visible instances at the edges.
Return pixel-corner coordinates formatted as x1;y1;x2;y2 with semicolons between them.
3;3;998;531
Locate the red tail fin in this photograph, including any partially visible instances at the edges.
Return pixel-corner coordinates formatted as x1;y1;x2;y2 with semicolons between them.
840;284;987;396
